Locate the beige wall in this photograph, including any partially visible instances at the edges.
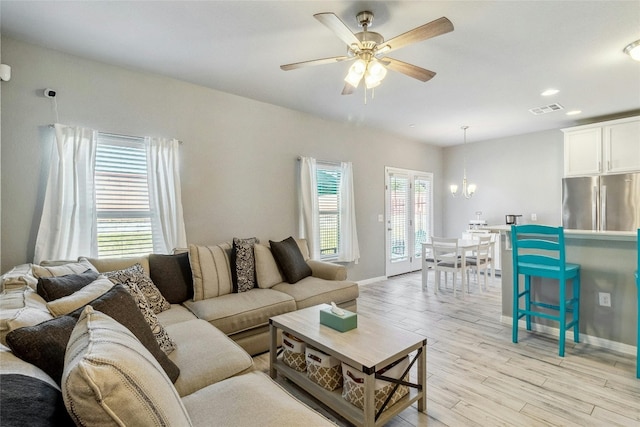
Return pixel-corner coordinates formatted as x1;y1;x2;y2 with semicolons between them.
0;37;444;279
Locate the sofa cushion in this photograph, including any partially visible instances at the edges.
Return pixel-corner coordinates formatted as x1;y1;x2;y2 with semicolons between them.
61;306;192;426
189;242;233;301
45;276;114;317
31;259;97;279
80;255;150;275
269;237;312;284
103;263;171;314
5;315;77;385
254;244;284;288
69;285;180;382
36;269;100;302
148;252;194;303
164;319;254;397
272;276;359;309
156;304;198;326
232;237;259;293
183;288;296;335
0;373;74;426
182;371;332;427
0;288;53;346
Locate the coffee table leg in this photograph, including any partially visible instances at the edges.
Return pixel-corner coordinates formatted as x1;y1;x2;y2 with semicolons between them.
418;344;427;413
363;372;375;426
269;323;277;379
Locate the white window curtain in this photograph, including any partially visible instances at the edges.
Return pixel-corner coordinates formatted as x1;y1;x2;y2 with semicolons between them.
298;157;360;263
338;161;360;264
298;156;320;259
34;124;98;263
145;137;187;253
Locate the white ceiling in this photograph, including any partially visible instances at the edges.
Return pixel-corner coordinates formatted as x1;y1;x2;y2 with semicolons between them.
2;1;639;146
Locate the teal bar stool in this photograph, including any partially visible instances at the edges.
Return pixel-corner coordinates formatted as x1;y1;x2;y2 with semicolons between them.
636;228;640;378
511;225;581;357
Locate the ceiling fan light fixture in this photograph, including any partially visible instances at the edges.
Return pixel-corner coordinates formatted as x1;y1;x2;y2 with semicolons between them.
344;59;367;87
364;60;387;89
623;39;640;61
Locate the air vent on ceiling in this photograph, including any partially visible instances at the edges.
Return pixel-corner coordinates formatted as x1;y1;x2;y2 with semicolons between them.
529;103;564;115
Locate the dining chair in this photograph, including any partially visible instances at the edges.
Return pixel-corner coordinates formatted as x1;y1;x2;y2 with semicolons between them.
466;234;492;292
511;224;581;357
430;236;468;296
421;242;436;291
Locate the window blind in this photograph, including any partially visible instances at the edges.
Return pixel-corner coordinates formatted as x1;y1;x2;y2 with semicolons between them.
95;134;154;258
316;165;341;258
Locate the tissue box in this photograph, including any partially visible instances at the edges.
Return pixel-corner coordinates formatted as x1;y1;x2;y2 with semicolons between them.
320;306;357;332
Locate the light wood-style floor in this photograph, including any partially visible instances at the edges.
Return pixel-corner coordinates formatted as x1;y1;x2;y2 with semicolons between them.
255;272;640;426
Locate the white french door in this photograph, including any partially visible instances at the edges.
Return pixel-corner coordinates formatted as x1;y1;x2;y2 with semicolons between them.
385;167;433;277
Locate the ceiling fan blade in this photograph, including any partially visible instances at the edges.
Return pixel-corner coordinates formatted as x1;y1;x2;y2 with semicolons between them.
314;12;362;50
280;56;353;71
377;17;453;54
383;58;436;82
341;83;356;95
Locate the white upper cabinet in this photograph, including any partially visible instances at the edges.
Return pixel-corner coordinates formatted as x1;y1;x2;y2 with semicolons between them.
563;116;640;176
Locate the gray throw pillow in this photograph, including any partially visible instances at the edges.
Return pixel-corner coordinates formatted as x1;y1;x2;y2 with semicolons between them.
269;236;312;284
36;269;100;301
148;253;193;303
232;237;259;292
0;374;74;426
5;315;78;385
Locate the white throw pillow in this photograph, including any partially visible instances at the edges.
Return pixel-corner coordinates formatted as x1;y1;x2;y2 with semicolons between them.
188;243;233;300
61;306;192;426
31;259;97;279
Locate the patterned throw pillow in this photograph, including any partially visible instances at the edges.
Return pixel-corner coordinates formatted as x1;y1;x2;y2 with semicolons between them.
104;268;176;354
104;263;170;314
232;237;259;293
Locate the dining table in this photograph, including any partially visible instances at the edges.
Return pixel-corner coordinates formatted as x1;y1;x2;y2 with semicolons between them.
421;239;479;295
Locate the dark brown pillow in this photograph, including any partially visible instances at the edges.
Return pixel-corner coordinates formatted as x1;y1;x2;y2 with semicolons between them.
269;237;312;284
36;269;100;301
5;316;78;385
148;253;193;303
69;285;180;383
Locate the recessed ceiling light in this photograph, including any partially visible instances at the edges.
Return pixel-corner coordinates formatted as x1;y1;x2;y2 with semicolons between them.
409;123;416;128
541;89;559;96
566;110;582;116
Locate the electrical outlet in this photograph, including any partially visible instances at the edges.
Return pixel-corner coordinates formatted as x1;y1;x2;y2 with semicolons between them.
598;292;611;307
531;213;537;221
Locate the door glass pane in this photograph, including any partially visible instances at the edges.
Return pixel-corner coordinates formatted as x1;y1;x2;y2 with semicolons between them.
414;177;432;258
389;174;409;262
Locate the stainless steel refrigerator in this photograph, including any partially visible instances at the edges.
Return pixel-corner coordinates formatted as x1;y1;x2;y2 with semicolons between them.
562;173;640;231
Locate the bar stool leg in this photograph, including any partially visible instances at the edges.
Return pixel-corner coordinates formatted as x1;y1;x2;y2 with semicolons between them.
559;279;567;357
573;275;580;343
512;273;519;344
524;275;531;331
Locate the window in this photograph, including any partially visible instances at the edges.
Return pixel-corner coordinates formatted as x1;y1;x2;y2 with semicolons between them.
95;134;154;258
316;163;342;259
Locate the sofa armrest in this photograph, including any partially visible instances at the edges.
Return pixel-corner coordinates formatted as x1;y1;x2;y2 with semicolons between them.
306;260;347;281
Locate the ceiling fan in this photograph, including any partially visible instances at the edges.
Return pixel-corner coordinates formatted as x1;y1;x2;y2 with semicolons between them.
281;11;454;95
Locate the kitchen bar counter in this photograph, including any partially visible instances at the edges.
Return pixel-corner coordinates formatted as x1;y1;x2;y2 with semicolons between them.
490;225;638;352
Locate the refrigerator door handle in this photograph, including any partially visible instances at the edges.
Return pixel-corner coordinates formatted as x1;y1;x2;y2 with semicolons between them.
592;185;598;231
601;185;607;230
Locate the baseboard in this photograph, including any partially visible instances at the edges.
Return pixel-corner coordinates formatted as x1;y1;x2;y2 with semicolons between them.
357;276;387;286
501;315;637;356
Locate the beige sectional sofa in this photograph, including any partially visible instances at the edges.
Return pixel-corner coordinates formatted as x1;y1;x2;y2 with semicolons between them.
0;237;358;425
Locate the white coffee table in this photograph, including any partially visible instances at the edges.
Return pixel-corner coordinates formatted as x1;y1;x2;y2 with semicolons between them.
269;304;427;427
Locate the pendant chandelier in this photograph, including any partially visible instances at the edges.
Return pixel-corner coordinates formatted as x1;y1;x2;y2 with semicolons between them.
450;126;477;199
